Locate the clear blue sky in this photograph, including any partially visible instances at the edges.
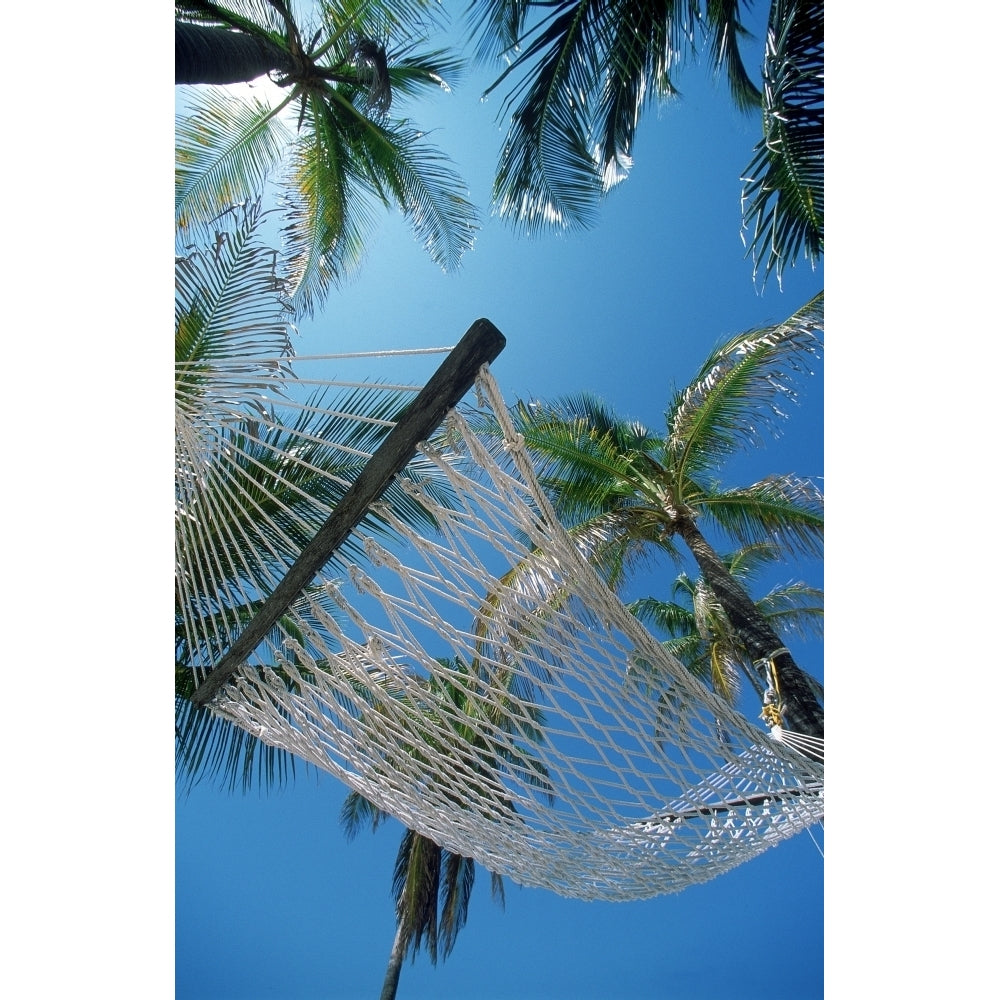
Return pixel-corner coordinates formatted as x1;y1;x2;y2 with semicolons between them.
174;6;825;999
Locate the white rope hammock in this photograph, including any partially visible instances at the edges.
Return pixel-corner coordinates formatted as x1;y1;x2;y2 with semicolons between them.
176;344;823;901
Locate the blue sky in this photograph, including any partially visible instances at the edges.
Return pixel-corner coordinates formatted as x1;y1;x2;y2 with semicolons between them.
174;6;825;999
6;6;995;998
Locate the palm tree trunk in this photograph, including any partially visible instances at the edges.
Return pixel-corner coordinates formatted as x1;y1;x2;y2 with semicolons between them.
175;21;294;85
674;517;824;745
379;920;408;1000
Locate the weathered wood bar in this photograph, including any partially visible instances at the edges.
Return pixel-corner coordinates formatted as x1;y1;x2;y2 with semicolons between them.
190;319;506;707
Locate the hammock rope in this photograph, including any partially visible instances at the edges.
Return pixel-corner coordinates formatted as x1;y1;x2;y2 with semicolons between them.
176;342;824;901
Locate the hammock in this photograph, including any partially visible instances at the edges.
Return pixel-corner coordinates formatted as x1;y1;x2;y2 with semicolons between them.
175;324;824;902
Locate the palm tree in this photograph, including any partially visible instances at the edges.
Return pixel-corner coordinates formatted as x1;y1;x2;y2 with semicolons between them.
341;655;550;1000
629;541;823;712
468;293;824;741
175;198;456;790
176;0;478;317
464;0;822;283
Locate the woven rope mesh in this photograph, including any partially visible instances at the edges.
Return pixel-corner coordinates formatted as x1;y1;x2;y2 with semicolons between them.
176;350;823;901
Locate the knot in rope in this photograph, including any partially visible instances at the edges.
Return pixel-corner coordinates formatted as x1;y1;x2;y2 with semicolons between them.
502;432;525;453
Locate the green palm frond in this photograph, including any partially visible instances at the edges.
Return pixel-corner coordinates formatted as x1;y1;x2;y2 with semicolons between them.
317;0;445;43
279;92;373;314
722;539;784;578
175;199;294;381
494;395;656;506
703;0;762;112
279;84;478;315
385;45;467;101
700;474;823;558
176;693;302;793
175;583;345;793
475;1;767;232
364;121;480;274
489;1;608;232
629;596;697;638
754;580;823;641
594;0;694;182
438;852;476;960
666;292;823;478
176;89;294;239
464;0;532;62
340;789;391;838
741;0;823;284
394;830;442;964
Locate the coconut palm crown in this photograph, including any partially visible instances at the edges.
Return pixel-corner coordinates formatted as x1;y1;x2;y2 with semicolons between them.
176;0;479;317
629;541;824;709
468;292;824;739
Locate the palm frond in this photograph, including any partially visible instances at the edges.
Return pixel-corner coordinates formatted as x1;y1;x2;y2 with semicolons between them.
702;0;761;111
280;86;478;315
360;119;480;274
741;0;823;284
340;790;391;838
175;694;302;793
278;93;374;316
666;293;822;477
393;830;442;964
754;580;823;641
175;585;344;794
463;0;532;63
628;596;697;636
722;539;784;578
594;0;696;186
176;88;294;240
438;852;476;959
699;474;823;559
489;1;608;232
385;45;468;101
175;199;294;386
318;0;445;44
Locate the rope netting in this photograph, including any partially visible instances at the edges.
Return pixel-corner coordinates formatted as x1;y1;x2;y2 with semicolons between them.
176;347;823;901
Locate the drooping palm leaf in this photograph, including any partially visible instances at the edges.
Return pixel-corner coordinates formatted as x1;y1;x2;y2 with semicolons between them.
703;0;763;112
489;0;609;232
394;829;442;963
278;89;372;308
318;0;445;44
176;88;294;240
665;291;823;481
438;852;477;960
175;587;344;793
741;0;823;284
359;118;480;275
476;1;763;232
176;198;294;371
699;475;823;558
